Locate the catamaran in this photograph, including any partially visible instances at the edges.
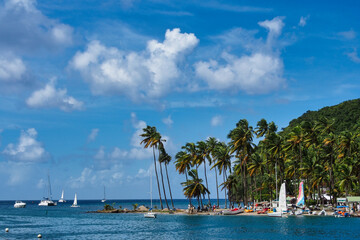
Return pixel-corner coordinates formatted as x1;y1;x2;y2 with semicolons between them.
71;193;80;208
39;173;57;206
144;165;157;218
268;182;287;217
58;190;66;203
101;186;106;203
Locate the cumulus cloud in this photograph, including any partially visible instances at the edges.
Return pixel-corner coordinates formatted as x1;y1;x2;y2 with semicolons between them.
26;79;83;111
162;115;173;127
0;0;73;53
2;128;49;162
195;17;286;94
211;115;223;127
0;54;26;82
87;128;99;142
70;28;199;102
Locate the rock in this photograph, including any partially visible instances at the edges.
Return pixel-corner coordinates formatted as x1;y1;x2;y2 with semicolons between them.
162;208;169;212
137;205;149;212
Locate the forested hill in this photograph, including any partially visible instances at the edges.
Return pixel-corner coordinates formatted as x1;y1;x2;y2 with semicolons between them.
284;98;360;133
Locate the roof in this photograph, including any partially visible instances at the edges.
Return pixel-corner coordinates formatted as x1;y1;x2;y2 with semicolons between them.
347;196;360;202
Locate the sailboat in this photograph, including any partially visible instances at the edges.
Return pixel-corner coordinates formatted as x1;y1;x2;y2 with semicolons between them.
58;190;66;203
144;165;157;218
71;193;80;208
38;173;57;206
101;186;106;203
268;182;287;217
295;181;305;215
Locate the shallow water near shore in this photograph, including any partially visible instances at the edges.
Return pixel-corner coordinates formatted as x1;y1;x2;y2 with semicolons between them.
1;200;360;239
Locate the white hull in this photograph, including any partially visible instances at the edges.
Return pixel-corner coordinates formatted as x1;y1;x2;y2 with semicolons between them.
71;205;80;208
58;199;66;203
223;208;244;215
14;201;26;208
38;199;56;206
101;199;106;203
267;212;283;217
144;212;157;218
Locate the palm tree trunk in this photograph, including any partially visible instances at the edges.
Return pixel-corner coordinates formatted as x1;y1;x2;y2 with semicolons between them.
223;168;227;209
185;171;192;206
165;164;175;209
153;146;163;209
159;161;170;210
215;167;219;207
203;163;211;207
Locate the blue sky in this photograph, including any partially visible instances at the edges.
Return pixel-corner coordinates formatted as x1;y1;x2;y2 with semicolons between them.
0;0;359;201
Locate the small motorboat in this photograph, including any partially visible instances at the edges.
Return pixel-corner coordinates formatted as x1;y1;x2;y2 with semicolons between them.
14;201;26;208
144;212;157;218
222;208;244;215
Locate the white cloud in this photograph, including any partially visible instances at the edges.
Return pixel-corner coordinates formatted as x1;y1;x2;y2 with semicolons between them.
338;30;356;40
87;128;99;142
195;17;286;94
0;0;73;53
26;79;83;112
211;115;223;127
0;54;26;82
2;128;49;162
70;28;199;102
298;16;309;27
346;49;360;63
162;115;173;127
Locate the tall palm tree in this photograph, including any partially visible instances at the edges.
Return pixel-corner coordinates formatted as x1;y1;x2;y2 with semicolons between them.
157;141;170;210
159;145;175;210
196;141;211;207
182;169;209;209
212;142;232;208
175;150;193;206
140;126;163;209
206;137;220;207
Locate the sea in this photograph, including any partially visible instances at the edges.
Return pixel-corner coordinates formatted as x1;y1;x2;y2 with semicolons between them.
1;199;360;239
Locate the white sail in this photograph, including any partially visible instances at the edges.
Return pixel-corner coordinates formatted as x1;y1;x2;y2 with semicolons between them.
73;193;77;206
61;190;64;199
278;182;287;212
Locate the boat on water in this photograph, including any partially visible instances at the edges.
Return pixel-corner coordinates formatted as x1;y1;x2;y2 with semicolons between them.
101;186;106;203
39;173;57;206
71;193;80;208
58;190;66;203
223;208;244;215
14;201;26;208
268;182;287;217
144;164;157;219
294;181;305;215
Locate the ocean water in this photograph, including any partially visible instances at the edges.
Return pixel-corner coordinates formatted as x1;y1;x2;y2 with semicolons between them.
1;199;360;239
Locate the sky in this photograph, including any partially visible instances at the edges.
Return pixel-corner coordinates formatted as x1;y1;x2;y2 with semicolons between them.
0;0;360;201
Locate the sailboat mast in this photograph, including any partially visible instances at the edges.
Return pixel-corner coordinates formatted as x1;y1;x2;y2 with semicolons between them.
104;186;106;199
48;173;52;200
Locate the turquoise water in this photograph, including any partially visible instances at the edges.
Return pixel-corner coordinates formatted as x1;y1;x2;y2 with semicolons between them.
1;200;360;239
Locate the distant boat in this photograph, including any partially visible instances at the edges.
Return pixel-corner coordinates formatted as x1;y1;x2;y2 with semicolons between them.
101;186;106;203
222;208;244;215
58;190;66;203
39;173;57;206
71;193;80;208
268;182;287;217
14;201;26;208
144;165;157;219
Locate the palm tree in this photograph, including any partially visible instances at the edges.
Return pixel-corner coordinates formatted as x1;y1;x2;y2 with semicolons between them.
157;141;170;210
337;163;358;206
175;150;193;206
206;137;220;207
212;142;232;208
182;169;209;209
196;141;211;207
159;145;175;210
140;126;164;209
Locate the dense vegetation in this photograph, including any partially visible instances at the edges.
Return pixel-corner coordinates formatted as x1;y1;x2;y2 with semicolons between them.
285;98;360;134
140;99;360;209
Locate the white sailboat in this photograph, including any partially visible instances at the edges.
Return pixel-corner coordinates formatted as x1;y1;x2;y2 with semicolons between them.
71;193;80;208
101;186;106;203
39;173;57;206
58;190;66;203
144;165;157;218
268;182;287;217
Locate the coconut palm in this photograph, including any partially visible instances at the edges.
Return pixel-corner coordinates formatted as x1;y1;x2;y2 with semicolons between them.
206;137;220;207
140;126;164;209
182;169;209;209
195;141;211;207
159;145;175;210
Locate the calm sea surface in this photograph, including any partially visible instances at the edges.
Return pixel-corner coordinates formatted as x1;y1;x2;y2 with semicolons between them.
1;199;360;239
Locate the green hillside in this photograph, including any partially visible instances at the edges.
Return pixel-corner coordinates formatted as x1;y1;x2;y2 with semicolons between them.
285;98;360;133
